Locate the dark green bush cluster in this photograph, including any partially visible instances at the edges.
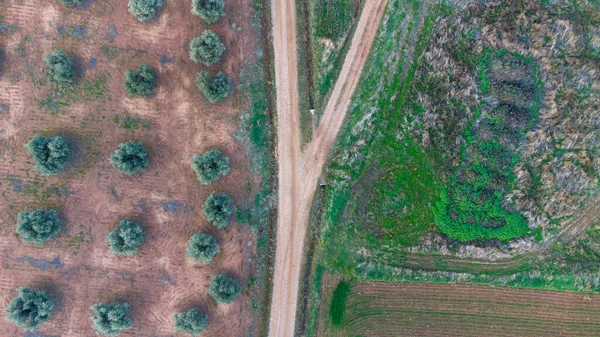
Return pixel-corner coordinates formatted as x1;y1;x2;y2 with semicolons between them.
90;302;132;336
44;50;74;83
5;288;54;330
189;30;225;66
60;0;83;7
191;0;225;24
16;209;61;244
106;220;146;255
313;0;355;40
196;71;231;103
187;232;219;264
124;64;155;96
110;141;149;175
202;192;234;229
208;273;241;304
190;149;230;185
174;308;208;336
25;135;70;175
128;0;164;21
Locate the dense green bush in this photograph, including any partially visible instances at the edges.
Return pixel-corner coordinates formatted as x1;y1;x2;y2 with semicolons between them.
191;0;224;24
186;232;219;264
174;308;208;336
313;0;355;40
189;30;225;66
25;135;70;175
208;273;241;304
190;149;230;185
106;220;145;255
44;50;74;83
91;302;132;336
128;0;164;21
16;209;61;244
110;141;149;175
202;192;234;229
124;64;155;96
196;71;231;103
60;0;83;7
5;288;54;330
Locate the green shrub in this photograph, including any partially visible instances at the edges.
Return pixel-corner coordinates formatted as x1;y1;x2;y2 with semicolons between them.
16;209;61;244
106;220;145;255
208;273;241;304
196;71;231;103
124;64;155;96
44;50;74;83
5;288;54;330
202;192;234;228
189;30;225;66
329;281;350;325
90;302;132;336
25;135;70;175
191;0;224;24
128;0;164;21
174;308;208;336
313;0;355;40
186;232;219;264
190;149;230;185
110;141;149;175
60;0;83;7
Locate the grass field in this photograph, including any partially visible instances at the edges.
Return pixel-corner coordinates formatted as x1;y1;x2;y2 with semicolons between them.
318;280;600;336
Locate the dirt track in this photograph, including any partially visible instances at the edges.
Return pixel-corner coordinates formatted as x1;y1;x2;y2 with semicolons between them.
268;0;388;335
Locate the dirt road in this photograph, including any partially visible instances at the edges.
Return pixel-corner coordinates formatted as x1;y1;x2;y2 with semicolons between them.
268;0;388;335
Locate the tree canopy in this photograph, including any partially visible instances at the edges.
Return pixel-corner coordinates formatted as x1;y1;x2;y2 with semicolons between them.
190;149;230;185
44;50;74;83
189;30;225;66
196;71;231;103
16;209;61;244
202;192;235;229
25;135;70;175
106;220;146;255
124;64;155;96
187;232;219;264
128;0;164;21
5;288;54;330
110;141;149;175
91;302;132;336
208;273;241;304
191;0;225;24
174;308;208;336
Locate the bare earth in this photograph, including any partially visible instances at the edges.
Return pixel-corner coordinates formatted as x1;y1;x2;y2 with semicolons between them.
268;0;388;335
0;0;262;336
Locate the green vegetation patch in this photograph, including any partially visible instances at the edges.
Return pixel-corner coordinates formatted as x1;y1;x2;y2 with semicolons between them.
313;0;355;40
329;280;350;325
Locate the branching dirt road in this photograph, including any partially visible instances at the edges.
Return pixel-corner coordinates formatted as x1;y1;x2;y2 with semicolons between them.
268;0;388;335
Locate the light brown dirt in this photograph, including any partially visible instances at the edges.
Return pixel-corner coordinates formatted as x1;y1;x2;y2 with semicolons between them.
0;0;262;336
268;0;388;335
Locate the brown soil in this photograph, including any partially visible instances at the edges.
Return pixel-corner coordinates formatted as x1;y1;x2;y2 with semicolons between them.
0;0;262;336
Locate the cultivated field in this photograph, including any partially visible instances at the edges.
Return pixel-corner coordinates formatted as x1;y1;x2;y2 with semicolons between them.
318;280;600;337
0;0;266;335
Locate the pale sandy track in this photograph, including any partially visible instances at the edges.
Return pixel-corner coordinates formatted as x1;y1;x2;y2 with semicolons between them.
268;0;388;335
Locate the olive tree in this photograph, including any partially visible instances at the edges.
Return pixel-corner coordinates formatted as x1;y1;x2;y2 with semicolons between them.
190;149;230;185
124;64;155;96
106;220;145;255
5;288;54;330
202;192;234;229
110;141;149;175
44;50;74;83
187;232;219;264
189;30;225;66
91;302;132;336
128;0;164;21
191;0;224;24
196;71;231;103
174;308;208;336
25;135;70;175
208;273;241;304
16;209;61;244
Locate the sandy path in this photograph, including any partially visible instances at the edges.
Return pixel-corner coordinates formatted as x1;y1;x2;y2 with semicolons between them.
268;0;388;335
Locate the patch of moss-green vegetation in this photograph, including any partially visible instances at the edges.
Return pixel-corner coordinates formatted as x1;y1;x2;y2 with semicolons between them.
329;280;350;325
